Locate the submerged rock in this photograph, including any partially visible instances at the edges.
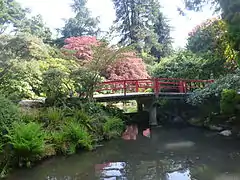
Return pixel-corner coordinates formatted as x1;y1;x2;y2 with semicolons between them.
188;118;203;127
172;116;184;123
219;130;232;137
208;125;223;131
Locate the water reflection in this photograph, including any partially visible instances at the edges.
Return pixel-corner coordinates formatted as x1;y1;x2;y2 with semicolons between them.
122;125;138;140
95;162;127;179
7;127;240;180
143;128;151;138
166;169;191;180
122;125;151;140
95;161;191;180
164;141;195;150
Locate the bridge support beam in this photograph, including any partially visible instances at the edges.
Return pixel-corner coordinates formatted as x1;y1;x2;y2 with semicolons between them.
141;98;158;126
149;105;158;126
137;100;143;112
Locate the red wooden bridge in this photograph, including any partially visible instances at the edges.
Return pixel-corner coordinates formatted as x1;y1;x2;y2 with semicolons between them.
94;78;214;102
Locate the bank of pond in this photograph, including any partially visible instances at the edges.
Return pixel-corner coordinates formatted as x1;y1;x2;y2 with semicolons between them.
1;95;240;178
0;97;127;178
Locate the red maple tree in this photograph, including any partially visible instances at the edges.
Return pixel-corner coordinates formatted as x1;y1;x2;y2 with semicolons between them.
63;36;149;80
104;52;149;80
63;36;99;60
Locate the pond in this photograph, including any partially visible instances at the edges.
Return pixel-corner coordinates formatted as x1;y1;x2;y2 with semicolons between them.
7;126;240;180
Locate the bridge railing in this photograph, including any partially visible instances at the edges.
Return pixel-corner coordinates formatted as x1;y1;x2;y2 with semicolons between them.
95;78;214;95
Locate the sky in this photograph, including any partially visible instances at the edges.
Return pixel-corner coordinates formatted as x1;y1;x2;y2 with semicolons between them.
16;0;215;48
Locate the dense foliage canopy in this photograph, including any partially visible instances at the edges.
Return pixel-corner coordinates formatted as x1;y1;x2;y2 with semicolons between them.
187;18;237;76
184;0;240;63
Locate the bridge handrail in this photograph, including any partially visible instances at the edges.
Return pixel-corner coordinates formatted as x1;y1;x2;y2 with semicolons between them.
95;78;214;95
97;78;214;84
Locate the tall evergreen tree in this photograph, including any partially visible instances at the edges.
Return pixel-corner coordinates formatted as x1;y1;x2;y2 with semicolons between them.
150;13;173;61
61;0;100;38
112;0;160;46
16;14;52;42
112;0;172;60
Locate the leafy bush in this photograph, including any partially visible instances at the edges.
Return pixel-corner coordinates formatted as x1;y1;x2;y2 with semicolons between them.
126;106;137;113
0;60;43;101
145;88;153;93
0;96;19;130
51;121;93;155
103;105;125;119
43;107;64;129
5;122;46;166
63;121;93;151
103;117;124;139
80;102;104;115
188;72;240;105
49;131;66;154
220;89;240;116
20;109;40;123
42;68;72;106
73;110;93;131
152;50;208;79
187;18;237;75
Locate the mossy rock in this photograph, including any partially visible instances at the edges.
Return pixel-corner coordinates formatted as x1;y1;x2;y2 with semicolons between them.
188;118;204;127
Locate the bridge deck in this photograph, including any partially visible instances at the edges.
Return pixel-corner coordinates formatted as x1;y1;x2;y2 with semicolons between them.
93;92;192;102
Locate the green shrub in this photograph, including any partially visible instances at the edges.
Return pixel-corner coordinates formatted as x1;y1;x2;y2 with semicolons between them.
73;110;93;131
103;105;126;120
63;121;93;153
49;131;67;154
152;50;207;79
42;68;71;106
5;122;46;166
220;89;240;115
188;72;240;105
20;109;40;123
80;102;104;115
0;140;3;153
145;88;153;93
43;107;64;129
0;96;19;130
126;106;137;113
51;121;93;155
103;117;124;139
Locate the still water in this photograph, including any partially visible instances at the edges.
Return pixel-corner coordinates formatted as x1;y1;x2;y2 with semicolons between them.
8;126;240;180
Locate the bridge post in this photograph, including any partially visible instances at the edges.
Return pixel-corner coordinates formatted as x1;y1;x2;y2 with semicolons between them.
179;81;183;93
123;80;126;96
183;81;187;93
135;81;139;92
142;99;158;126
137;100;143;112
149;104;158;126
154;78;159;97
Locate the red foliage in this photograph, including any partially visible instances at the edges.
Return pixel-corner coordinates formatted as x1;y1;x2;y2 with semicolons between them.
63;36;99;60
63;36;149;80
104;52;149;80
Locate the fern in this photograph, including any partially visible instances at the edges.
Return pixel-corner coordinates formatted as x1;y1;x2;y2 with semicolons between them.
5;122;46;163
103;117;124;139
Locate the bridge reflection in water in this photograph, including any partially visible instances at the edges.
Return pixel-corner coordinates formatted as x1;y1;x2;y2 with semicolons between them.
95;125;191;180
